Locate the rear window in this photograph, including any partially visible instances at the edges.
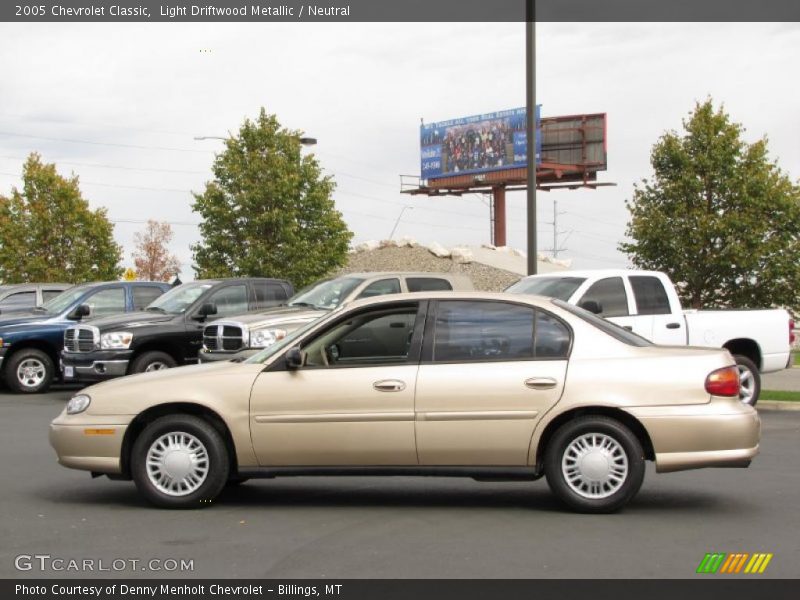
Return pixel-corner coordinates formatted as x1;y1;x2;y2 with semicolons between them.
552;299;653;347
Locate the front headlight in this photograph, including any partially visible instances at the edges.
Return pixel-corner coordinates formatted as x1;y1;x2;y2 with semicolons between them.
100;331;133;349
250;328;287;348
66;394;91;415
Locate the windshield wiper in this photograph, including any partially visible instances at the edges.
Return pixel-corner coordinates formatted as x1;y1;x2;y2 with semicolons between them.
287;301;315;308
145;306;167;313
32;306;49;313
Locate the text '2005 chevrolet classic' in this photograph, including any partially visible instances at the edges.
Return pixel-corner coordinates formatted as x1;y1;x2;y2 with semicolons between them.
50;292;760;513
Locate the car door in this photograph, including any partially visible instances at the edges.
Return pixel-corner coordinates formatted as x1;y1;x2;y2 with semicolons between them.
574;277;647;338
82;286;126;318
249;301;424;466
628;275;686;344
415;300;570;465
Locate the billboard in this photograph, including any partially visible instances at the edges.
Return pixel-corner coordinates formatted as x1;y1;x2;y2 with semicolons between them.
420;107;541;180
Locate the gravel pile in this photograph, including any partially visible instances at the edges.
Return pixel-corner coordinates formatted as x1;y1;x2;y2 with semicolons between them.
336;245;522;291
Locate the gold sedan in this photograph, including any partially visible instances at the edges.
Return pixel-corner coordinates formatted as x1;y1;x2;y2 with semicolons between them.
50;292;760;513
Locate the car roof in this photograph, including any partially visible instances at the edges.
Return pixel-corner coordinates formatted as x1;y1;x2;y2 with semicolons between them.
343;290;555;311
342;272;468;280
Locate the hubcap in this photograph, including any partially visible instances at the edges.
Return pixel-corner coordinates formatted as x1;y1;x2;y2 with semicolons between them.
562;433;628;499
16;358;46;388
146;432;209;496
144;361;169;372
737;365;755;405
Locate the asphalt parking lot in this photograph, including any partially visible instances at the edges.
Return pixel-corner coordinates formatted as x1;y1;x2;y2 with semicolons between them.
1;386;798;579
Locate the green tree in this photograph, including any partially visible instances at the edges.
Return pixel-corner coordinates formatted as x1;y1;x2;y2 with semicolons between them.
192;109;352;287
0;154;122;283
620;100;800;311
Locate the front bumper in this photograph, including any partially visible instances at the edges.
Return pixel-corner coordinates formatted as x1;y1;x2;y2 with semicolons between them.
627;397;760;473
49;413;133;474
199;348;259;363
62;350;132;383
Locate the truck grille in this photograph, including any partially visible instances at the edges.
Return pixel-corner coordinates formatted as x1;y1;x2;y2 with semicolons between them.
64;326;97;352
203;324;245;352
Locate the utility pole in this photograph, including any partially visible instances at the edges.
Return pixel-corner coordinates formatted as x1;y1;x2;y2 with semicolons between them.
544;198;571;258
525;2;537;274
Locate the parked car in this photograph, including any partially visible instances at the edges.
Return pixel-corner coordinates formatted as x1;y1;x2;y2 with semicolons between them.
50;292;759;512
61;278;294;383
0;281;170;393
199;272;472;363
506;269;794;406
0;283;72;315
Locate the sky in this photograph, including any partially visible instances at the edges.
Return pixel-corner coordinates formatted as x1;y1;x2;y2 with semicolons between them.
0;22;798;280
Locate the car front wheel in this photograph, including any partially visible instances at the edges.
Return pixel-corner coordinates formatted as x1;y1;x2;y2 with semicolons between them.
131;414;229;508
5;348;54;394
130;351;177;374
544;416;645;513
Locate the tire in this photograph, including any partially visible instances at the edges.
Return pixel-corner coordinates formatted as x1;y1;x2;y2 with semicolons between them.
130;414;229;508
544;416;645;513
733;355;760;407
5;348;54;394
130;351;177;374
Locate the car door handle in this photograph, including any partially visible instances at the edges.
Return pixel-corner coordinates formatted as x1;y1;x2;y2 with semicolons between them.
525;377;558;390
373;379;406;392
666;322;681;329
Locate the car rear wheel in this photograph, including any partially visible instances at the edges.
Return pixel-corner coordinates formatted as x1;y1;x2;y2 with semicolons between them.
545;416;645;513
732;355;760;406
130;351;177;374
5;348;54;394
131;414;229;508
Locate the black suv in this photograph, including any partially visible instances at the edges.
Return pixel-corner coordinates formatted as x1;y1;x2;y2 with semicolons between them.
61;278;293;383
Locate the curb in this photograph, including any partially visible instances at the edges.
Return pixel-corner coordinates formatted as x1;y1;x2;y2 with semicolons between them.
757;401;800;412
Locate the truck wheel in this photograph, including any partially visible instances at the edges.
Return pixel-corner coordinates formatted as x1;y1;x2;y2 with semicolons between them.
130;351;177;374
131;414;229;508
544;416;645;513
5;348;54;394
733;355;760;406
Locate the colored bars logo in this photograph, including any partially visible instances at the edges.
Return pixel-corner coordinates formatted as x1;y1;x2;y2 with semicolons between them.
696;553;773;574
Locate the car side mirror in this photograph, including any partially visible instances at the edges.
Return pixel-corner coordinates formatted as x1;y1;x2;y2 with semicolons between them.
68;304;91;320
193;302;217;320
285;347;305;370
578;300;603;315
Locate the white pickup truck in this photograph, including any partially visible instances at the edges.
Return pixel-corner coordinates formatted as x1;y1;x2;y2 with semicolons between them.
507;269;794;406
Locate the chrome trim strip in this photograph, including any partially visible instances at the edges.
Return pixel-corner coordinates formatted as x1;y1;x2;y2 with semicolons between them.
418;410;539;422
254;412;414;423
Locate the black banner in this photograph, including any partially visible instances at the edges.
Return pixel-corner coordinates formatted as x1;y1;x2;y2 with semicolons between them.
2;0;800;22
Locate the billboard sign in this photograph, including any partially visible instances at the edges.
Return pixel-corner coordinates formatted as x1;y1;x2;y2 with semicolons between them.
420;106;541;180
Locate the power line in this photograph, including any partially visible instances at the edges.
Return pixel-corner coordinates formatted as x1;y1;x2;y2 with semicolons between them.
0;154;207;175
0;131;213;154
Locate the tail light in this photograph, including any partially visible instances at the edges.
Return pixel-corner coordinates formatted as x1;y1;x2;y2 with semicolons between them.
790;319;796;346
705;366;740;397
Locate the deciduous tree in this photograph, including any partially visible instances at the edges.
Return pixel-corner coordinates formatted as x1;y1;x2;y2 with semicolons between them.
191;109;352;287
0;153;122;283
620;100;800;311
132;220;181;282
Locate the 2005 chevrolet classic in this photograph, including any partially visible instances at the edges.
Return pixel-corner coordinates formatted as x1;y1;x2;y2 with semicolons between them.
50;292;760;512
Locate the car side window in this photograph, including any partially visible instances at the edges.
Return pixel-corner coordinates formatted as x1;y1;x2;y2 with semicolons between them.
42;289;65;302
132;286;165;310
208;285;249;318
433;301;536;362
303;306;418;368
629;276;671;315
534;310;571;358
356;278;401;299
254;282;289;308
0;291;36;308
85;287;126;317
406;277;453;292
578;277;629;318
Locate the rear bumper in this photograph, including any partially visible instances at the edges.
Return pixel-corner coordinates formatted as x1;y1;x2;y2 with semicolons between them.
627;398;760;473
62;350;132;382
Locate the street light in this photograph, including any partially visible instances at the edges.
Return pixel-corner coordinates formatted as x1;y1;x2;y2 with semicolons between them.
389;206;413;240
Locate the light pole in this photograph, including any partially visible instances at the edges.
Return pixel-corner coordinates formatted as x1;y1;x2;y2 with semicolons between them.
389;206;413;240
526;2;537;275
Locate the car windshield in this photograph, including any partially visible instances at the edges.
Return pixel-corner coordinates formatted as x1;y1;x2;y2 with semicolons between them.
506;276;586;300
287;277;365;310
41;284;93;315
552;299;653;347
146;282;213;314
245;319;321;364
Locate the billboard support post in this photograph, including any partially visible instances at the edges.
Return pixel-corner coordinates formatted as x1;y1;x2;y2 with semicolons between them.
493;186;506;247
526;4;537;275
